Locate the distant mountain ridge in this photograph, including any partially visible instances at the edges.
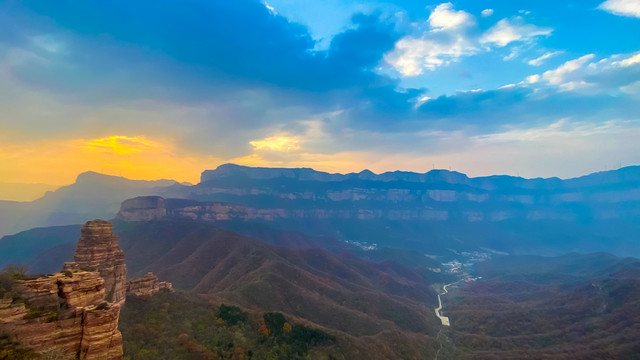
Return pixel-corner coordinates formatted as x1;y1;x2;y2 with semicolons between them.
201;163;640;189
0;172;184;237
193;165;640;219
2;164;640;256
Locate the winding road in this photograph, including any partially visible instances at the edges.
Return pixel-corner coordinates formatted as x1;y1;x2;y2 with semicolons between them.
434;280;463;326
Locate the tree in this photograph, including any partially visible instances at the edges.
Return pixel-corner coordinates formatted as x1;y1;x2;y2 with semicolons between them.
1;264;28;280
283;322;292;333
263;313;286;337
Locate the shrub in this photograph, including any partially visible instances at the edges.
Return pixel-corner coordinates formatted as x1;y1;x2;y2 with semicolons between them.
291;324;336;348
0;265;27;299
215;304;248;326
0;335;39;360
22;308;45;320
263;312;286;336
45;311;58;322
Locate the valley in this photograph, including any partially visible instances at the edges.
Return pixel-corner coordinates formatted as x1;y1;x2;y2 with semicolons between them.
1;165;640;359
4;1;640;358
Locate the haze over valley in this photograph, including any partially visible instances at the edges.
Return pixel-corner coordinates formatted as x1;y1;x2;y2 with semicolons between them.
1;0;640;359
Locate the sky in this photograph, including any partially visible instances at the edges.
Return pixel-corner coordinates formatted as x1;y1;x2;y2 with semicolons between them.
1;0;640;187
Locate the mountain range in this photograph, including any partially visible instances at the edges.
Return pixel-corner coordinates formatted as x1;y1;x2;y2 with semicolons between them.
2;164;640;257
2;164;640;358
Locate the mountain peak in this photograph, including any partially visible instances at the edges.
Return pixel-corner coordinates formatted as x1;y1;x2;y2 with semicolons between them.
74;171;178;187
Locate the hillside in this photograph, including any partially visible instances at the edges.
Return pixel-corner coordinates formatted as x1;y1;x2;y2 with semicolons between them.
113;220;440;338
120;290;436;360
436;253;640;359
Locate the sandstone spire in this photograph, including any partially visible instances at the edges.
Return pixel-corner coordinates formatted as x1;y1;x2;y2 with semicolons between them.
74;219;127;304
0;220;125;360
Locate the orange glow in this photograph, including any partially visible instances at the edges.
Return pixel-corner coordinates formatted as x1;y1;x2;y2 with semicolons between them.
0;134;434;188
83;135;155;154
0;135;222;185
249;134;301;152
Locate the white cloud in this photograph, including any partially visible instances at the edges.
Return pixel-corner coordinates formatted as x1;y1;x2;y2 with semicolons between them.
471;118;628;144
385;3;479;76
598;0;640;18
557;81;594;92
621;80;640;94
262;1;277;15
481;17;553;47
385;36;477;75
481;9;494;17
526;74;541;83
541;54;595;85
386;7;556;76
613;52;640;67
523;51;640;94
527;51;563;66
429;2;475;30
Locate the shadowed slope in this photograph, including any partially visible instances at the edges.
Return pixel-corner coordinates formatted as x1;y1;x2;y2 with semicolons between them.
113;219;439;338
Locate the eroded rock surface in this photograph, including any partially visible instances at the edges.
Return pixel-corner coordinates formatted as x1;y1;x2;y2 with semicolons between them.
0;270;123;360
74;220;127;304
0;220;126;360
127;272;173;297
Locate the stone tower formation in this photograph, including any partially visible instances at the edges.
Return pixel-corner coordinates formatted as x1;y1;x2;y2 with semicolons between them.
0;219;127;360
73;219;128;304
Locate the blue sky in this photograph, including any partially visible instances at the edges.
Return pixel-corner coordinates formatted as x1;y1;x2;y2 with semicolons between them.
1;0;639;184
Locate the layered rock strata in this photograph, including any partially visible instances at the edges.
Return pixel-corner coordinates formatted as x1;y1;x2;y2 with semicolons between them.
189;164;640;223
0;220;126;360
0;269;123;360
126;272;173;297
74;220;127;304
117;196;452;222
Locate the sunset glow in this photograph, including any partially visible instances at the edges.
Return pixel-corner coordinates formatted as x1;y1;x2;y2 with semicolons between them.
0;0;638;192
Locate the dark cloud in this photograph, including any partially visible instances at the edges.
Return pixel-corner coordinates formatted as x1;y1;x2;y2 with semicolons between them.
416;85;640;133
3;1;400;97
1;0;639;158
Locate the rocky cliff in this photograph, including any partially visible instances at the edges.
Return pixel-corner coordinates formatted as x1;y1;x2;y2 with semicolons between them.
186;164;640;223
126;272;173;297
74;220;127;304
0;220;126;359
117;196;453;222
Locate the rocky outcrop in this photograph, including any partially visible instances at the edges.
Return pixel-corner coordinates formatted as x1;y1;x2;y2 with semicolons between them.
0;220;126;359
74;220;127;304
115;196;167;221
0;269;123;360
126;272;173;297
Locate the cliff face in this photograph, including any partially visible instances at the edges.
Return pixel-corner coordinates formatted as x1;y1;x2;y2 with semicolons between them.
0;270;123;360
74;220;127;304
0;220;126;360
180;164;640;223
115;196;167;222
117;196;455;222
